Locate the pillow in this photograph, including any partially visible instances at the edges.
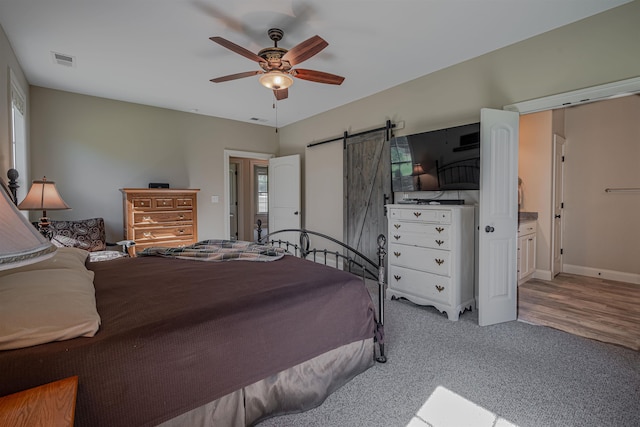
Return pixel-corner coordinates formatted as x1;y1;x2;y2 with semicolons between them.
50;218;107;252
0;267;101;350
0;247;89;278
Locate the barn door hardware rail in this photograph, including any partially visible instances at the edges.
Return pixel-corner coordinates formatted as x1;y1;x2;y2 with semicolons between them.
306;120;398;148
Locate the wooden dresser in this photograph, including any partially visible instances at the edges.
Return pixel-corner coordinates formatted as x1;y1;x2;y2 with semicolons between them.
121;188;199;254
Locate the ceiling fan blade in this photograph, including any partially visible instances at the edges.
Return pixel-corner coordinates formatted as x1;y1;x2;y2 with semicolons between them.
274;88;288;100
281;35;328;66
210;70;261;83
209;36;264;63
292;69;345;85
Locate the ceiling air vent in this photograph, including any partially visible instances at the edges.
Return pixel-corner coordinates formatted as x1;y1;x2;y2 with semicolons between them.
51;51;76;67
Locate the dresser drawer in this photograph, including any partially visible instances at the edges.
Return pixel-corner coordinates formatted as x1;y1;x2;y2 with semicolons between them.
389;265;451;304
134;211;193;225
133;239;194;252
134;225;193;242
154;198;175;209
389;208;451;223
176;198;193;207
389;221;450;237
389;231;451;250
389;243;450;276
133;198;152;209
518;220;537;236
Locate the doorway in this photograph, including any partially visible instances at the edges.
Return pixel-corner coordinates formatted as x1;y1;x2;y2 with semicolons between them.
224;150;274;241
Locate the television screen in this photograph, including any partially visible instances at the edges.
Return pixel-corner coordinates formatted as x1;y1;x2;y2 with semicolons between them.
390;122;480;192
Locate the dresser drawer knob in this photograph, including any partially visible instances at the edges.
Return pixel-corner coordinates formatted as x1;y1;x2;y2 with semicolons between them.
435;239;444;246
413;211;422;218
435;285;445;292
394;224;401;229
435;258;445;265
393;251;401;258
435;227;444;233
393;235;401;240
393;275;401;281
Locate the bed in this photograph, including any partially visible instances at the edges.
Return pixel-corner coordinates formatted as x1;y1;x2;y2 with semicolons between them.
0;174;387;426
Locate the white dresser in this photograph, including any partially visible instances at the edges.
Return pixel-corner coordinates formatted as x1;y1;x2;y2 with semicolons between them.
387;204;475;321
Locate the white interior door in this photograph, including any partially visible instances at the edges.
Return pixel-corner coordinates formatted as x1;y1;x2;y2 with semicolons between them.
478;108;520;326
552;134;566;277
269;155;301;233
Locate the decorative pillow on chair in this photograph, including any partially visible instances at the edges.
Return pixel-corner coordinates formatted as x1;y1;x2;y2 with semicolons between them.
50;218;107;252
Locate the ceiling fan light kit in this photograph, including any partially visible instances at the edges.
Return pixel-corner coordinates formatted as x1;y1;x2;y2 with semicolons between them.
209;28;344;100
259;70;293;90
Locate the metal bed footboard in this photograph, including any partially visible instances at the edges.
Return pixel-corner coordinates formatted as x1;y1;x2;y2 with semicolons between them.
260;229;387;363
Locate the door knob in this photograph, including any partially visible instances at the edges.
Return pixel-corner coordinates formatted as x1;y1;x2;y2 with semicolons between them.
484;225;495;233
294;211;299;215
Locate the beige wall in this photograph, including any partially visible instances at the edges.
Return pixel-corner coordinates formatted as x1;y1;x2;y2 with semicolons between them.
563;95;640;277
279;0;640;239
518;111;553;275
0;24;29;178
29;87;277;241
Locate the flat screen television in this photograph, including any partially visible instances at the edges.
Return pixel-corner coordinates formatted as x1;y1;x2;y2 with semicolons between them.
390;122;480;192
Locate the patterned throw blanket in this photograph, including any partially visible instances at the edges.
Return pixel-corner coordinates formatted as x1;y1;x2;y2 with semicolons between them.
138;239;287;262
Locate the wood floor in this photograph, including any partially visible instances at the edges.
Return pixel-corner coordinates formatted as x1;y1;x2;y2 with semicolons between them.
517;273;640;351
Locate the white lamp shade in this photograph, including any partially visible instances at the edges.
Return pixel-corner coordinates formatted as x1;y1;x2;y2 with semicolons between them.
0;183;56;271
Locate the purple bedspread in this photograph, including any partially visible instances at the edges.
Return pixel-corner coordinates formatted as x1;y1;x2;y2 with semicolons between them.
0;255;378;426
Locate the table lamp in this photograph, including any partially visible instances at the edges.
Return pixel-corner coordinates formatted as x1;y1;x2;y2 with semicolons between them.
17;177;70;238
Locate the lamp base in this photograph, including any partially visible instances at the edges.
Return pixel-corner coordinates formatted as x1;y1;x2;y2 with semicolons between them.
37;216;53;240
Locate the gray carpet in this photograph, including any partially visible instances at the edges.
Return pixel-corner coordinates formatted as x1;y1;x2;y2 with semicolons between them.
258;282;640;427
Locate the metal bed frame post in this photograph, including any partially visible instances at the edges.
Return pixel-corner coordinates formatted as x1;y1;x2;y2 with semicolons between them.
376;234;387;363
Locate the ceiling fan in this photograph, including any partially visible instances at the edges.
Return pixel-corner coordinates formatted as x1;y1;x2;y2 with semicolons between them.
209;28;345;100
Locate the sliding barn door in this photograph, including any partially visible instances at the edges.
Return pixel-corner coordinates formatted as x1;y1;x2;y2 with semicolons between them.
344;130;391;266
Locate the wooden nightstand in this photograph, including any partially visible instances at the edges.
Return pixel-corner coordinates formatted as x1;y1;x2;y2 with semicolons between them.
0;376;78;426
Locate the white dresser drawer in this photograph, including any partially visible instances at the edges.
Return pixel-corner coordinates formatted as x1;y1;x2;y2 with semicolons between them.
389;221;450;237
389;208;452;224
389;243;450;276
389;232;451;250
388;265;451;305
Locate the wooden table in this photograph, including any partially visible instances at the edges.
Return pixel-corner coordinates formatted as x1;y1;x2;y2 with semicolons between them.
0;376;78;426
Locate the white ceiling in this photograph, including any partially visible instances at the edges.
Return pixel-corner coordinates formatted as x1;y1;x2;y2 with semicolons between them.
0;0;630;127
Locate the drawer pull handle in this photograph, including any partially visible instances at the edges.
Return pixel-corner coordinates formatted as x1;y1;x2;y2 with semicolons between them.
178;215;185;219
143;232;153;238
413;212;422;218
394;235;401;240
140;202;146;206
435;285;445;292
143;216;151;221
178;229;185;234
393;251;401;258
435;239;444;246
394;224;401;229
435;258;445;265
436;227;444;233
393;275;401;281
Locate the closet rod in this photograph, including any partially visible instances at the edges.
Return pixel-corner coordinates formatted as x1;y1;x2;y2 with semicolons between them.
604;187;640;193
306;121;396;148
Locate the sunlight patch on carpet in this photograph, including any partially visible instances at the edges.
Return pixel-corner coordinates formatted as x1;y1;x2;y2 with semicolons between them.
406;386;518;427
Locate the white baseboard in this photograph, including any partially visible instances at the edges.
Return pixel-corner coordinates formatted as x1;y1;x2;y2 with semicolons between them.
563;264;640;285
